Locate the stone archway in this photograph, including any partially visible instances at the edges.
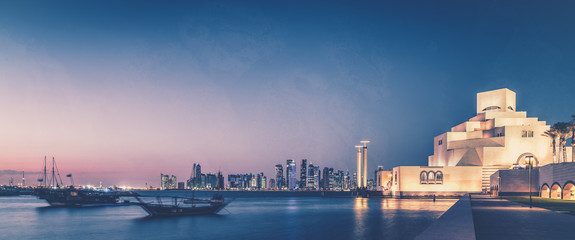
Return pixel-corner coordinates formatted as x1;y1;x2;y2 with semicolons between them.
516;153;539;168
541;184;550;198
563;182;575;200
551;183;562;199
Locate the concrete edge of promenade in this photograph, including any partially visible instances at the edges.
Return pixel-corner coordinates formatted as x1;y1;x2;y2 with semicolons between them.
414;193;476;240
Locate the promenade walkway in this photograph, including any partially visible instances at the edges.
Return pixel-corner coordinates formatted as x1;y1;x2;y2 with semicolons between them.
415;194;475;240
471;194;575;240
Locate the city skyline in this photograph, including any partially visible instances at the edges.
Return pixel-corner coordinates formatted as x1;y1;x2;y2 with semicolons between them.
2;1;575;186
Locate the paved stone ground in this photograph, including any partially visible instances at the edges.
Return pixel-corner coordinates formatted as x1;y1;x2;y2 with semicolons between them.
471;194;575;240
415;194;476;240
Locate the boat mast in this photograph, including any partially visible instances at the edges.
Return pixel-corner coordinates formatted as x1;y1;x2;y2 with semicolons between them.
53;157;64;187
44;156;47;188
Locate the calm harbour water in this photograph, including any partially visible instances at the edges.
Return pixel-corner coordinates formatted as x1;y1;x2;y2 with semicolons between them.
0;192;455;240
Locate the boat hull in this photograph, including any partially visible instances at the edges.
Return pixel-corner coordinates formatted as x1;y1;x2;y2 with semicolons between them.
137;202;229;217
35;188;119;207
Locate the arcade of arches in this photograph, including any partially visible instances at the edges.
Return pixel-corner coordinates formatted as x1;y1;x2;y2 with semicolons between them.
540;182;575;200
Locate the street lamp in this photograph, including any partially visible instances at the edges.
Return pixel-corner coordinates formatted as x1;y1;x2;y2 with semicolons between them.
525;156;534;208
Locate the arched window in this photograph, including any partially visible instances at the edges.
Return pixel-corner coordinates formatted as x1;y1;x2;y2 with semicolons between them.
428;171;435;184
420;171;428;184
435;171;443;184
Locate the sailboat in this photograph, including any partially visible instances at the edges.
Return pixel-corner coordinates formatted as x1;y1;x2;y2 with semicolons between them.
34;156;122;207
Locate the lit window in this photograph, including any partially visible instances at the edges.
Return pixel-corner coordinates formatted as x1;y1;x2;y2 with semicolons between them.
420;171;428;184
522;130;534;138
428;171;435;184
435;171;443;184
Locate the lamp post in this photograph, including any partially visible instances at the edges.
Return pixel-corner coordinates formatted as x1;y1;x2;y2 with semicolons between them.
525;156;534;208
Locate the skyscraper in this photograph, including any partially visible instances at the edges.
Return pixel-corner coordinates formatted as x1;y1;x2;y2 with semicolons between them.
275;164;284;189
300;159;308;189
195;164;202;188
217;171;224;190
286;159;297;190
322;167;329;189
361;141;369;188
307;163;320;189
160;174;177;190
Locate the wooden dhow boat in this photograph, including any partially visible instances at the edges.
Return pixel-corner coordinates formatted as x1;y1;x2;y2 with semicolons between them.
133;194;232;217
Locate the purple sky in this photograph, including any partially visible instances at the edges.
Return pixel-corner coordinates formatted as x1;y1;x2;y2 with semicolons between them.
1;1;574;187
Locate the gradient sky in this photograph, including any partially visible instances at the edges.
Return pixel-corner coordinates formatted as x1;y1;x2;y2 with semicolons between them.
1;1;574;187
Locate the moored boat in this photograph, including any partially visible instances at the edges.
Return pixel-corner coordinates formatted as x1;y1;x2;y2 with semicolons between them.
33;156;125;207
35;186;121;207
133;194;232;217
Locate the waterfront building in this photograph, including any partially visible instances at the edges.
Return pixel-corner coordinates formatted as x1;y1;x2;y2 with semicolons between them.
375;168;393;191
355;145;362;188
249;173;257;188
227;174;242;189
286;159;297;189
217;171;224;190
177;182;185;190
206;174;217;189
490;168;538;196
343;171;350;190
275;164;284;189
160;174;177;190
189;163;203;189
321;167;334;190
539;162;575;199
307;164;319;189
269;178;276;189
256;173;262;189
199;174;206;189
261;174;267;189
367;179;374;190
300;159;307;189
335;170;344;190
392;88;561;197
322;167;328;189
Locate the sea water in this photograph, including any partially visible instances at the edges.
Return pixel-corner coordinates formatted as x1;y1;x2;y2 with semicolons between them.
0;192;455;240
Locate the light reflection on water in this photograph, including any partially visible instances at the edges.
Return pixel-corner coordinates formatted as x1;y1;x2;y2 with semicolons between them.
0;195;455;240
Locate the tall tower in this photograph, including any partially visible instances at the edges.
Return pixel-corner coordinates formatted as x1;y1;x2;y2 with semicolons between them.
361;140;370;188
300;159;308;188
355;145;363;188
286;159;296;189
275;164;284;189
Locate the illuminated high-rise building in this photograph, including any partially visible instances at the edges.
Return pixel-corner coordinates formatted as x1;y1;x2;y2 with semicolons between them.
160;174;177;190
300;159;308;188
275;164;284;189
216;171;224;190
286;159;297;189
356;145;362;188
307;164;320;189
361;141;369;188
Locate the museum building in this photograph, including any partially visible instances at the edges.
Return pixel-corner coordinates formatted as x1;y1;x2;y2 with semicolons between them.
390;88;561;198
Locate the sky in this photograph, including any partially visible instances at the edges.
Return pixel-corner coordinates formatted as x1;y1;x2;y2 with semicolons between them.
1;0;574;187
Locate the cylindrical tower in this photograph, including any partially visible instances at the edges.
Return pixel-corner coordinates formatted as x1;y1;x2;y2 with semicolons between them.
356;146;362;188
360;141;370;188
362;146;367;187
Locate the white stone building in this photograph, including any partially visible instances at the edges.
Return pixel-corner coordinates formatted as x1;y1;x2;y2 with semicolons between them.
391;88;567;197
